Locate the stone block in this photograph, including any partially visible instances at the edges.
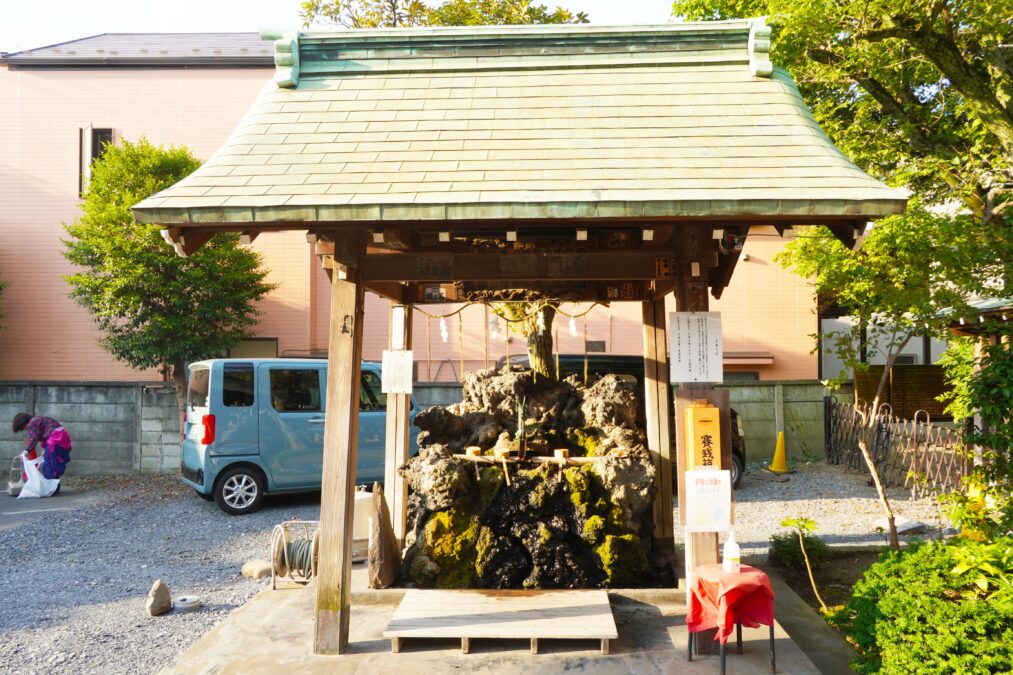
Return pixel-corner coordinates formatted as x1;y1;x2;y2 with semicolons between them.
0;385;33;405
36;402;136;424
141;418;165;433
65;421;137;443
35;385;136;405
140;456;161;471
726;386;775;404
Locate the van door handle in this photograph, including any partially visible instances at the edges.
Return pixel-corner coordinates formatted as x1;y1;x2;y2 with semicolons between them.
307;417;325;424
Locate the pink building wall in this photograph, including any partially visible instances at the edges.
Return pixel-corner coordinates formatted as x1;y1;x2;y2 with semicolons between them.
1;64;817;383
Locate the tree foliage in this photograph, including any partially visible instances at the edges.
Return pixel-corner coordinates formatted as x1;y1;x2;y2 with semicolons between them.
302;0;587;28
63;138;274;401
671;0;1012;223
776;206;989;403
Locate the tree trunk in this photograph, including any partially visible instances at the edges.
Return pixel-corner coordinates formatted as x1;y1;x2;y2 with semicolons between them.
856;408;901;549
526;305;557;380
869;333;913;414
171;361;187;430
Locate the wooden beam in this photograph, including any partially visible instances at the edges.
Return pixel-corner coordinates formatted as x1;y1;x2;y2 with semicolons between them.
314;269;365;655
384;304;414;548
179;232;213;256
828;223;859;248
364;281;408;304
643;297;675;555
361;250;684;282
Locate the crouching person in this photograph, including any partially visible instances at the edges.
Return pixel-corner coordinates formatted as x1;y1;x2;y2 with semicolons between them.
12;413;72;481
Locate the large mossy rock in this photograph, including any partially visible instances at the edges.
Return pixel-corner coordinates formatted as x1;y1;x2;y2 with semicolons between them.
398;367;657;589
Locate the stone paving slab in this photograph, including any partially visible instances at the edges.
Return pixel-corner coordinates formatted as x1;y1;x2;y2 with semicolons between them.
162;579;823;674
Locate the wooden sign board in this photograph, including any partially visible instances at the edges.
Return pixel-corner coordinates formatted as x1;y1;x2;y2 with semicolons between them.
381;350;414;394
669;312;723;383
674;388;732;526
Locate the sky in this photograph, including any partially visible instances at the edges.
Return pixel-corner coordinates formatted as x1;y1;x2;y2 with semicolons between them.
1;0;676;54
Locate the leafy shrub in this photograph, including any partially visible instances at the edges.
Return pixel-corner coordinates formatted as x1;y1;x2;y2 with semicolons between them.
832;538;1013;673
768;531;829;573
939;334;1013;541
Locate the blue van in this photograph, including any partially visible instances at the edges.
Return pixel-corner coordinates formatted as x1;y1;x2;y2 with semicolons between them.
181;358;418;514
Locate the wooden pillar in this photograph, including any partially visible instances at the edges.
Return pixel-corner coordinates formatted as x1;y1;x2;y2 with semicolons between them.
672;264;720;583
314;266;365;655
642;297;674;554
384;303;414;546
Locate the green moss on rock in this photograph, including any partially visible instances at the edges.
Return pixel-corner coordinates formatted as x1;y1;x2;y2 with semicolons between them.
569;428;600;456
583;515;605;545
596;534;648;587
416;508;480;588
564;464;607;518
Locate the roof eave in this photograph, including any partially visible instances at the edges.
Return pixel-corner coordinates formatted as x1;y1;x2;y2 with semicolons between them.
133;197;907;228
1;56;274;67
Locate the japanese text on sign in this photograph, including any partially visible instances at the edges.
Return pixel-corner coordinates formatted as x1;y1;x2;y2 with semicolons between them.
381;350;414;394
669;312;723;383
684;469;732;532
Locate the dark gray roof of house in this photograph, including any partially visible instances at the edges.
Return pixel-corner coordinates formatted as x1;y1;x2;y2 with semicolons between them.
0;33;276;67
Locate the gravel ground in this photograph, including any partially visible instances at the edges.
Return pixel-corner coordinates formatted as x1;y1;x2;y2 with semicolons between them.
0;462;942;673
0;476;320;675
676;461;946;556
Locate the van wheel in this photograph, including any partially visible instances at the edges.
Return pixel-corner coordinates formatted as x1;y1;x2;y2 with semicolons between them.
194;490;214;502
731;455;745;490
214;467;265;515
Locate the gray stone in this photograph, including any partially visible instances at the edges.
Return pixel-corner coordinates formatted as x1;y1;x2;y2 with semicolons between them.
367;482;399;589
146;579;172;616
241;559;273;579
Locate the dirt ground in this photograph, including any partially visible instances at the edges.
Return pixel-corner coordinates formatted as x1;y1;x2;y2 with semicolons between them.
773;549;883;611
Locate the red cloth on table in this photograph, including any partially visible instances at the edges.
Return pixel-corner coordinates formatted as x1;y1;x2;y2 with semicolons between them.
687;563;774;644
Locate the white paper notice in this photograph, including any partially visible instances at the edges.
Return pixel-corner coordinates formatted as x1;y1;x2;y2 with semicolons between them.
684;469;732;532
381;350;414;394
669;312;723;383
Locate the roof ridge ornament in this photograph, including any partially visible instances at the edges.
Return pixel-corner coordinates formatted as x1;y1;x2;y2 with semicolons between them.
260;28;300;88
748;19;772;78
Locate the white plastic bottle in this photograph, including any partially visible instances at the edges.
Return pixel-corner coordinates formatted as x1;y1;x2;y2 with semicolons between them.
722;531;741;574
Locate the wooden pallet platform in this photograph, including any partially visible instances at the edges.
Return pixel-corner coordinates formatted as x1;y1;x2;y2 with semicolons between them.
383;589;618;655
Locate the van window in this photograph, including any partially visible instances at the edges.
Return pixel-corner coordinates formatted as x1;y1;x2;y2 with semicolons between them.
360;371;387;411
223;363;255;407
188;367;210;409
270;369;322;412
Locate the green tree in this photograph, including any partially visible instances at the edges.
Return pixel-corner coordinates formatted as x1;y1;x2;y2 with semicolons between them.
670;0;1012;226
937;337;976;422
777;206;987;408
302;0;587;29
63;139;275;408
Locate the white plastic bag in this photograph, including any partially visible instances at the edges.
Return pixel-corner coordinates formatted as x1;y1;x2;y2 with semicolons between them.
18;452;59;499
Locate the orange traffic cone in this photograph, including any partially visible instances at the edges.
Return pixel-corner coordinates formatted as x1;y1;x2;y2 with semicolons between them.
765;431;790;474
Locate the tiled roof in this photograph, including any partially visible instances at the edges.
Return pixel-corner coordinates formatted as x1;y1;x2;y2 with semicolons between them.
1;33;275;66
133;21;907;226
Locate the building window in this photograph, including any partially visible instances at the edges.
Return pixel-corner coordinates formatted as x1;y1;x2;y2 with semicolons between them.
79;126;114;196
228;338;279;359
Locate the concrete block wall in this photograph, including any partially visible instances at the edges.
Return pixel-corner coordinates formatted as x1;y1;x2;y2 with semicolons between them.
139;386;183;472
717;381;824;462
0;382;180;476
